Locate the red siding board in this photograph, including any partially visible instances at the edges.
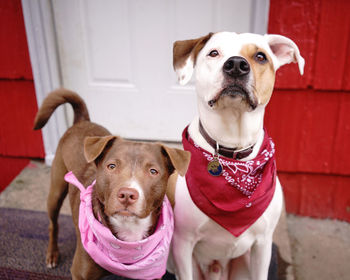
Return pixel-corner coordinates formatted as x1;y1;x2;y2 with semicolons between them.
0;0;33;80
343;38;350;90
299;174;336;218
0;81;44;158
266;89;349;175
265;91;304;171
0;0;45;192
333;179;350;221
314;0;350;90
296;91;339;174
331;93;350;175
279;172;350;222
268;0;350;221
278;172;302;214
268;0;321;89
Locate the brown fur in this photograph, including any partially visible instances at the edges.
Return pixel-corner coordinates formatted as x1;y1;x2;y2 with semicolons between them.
173;33;213;70
34;88;190;279
33;88;90;129
166;172;178;208
239;44;275;105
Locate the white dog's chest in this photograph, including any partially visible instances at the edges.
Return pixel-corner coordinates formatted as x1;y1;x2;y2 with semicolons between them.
174;175;283;262
194;220;256;261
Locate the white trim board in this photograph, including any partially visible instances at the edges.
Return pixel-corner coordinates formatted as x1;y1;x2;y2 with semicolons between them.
22;0;68;165
251;0;270;35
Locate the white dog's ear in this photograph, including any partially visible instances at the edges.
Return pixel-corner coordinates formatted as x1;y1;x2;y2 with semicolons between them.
265;34;305;75
173;33;213;85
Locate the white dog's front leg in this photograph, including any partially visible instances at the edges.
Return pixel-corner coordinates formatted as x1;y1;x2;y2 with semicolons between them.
171;231;196;280
250;238;273;280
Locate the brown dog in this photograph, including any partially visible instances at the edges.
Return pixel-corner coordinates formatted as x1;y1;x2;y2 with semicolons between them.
33;88;190;279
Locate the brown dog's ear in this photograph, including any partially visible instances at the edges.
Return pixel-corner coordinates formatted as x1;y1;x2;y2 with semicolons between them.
84;135;118;163
161;145;191;177
173;33;213;85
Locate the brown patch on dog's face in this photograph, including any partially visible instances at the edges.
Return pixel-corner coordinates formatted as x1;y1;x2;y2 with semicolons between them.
239;44;275;105
173;33;213;70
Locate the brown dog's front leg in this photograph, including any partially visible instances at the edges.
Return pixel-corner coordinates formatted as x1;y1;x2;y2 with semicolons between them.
46;219;60;268
71;240;109;280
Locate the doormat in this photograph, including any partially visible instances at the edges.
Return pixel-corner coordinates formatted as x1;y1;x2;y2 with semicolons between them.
0;207;279;279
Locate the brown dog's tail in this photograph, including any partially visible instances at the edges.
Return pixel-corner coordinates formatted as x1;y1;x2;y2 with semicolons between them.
33;88;90;130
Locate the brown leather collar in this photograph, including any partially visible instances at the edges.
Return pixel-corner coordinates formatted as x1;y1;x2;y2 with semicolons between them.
198;120;254;159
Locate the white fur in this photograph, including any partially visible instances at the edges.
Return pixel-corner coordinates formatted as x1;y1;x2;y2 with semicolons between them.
109;214;153;242
171;32;304;279
109;179;152;242
171;176;283;280
177;56;195;85
129;179;146;214
265;34;305;75
179;32;304;149
178;32;305;90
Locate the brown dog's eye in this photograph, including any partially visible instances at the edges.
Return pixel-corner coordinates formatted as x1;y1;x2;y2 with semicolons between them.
208;50;219;57
255;52;267;63
149;168;159;175
107;164;116;170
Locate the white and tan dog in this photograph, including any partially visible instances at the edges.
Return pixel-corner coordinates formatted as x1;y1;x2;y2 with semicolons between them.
169;32;304;280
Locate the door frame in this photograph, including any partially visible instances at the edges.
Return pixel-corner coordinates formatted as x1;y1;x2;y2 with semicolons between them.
22;0;65;165
22;0;270;165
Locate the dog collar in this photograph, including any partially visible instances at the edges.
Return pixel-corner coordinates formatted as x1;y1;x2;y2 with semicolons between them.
182;126;276;236
198;120;254;159
64;171;174;280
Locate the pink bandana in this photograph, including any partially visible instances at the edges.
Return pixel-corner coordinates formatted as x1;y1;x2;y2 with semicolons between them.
182;127;276;237
64;171;174;280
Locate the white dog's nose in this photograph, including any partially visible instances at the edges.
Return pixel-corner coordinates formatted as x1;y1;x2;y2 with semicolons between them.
223;56;250;78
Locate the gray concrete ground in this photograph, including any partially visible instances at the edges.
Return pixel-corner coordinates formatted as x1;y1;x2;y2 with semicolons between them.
1;160;349;280
287;215;350;280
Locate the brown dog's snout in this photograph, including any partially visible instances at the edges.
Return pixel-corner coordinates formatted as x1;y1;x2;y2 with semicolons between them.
223;56;250;78
117;187;139;205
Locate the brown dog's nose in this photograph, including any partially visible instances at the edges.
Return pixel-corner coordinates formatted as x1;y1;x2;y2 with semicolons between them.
117;188;139;205
223;56;250;77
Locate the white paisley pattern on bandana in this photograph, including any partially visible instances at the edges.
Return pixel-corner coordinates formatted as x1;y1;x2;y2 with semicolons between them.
196;140;275;197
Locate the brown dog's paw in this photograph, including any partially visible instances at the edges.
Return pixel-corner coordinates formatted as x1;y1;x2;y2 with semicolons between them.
46;249;59;268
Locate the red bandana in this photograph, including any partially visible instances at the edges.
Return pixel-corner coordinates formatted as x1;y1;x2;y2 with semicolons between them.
182;127;276;237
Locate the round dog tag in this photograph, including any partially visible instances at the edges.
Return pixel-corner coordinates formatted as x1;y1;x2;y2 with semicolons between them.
207;159;223;176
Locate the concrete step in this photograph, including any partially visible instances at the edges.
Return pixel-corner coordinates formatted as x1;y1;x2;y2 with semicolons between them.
2;160;349;279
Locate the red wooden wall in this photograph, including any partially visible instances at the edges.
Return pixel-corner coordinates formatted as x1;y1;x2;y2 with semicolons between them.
0;0;44;191
1;0;349;222
266;0;350;221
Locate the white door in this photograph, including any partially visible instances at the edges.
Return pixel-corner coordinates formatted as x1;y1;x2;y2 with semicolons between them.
52;0;269;141
23;0;268;162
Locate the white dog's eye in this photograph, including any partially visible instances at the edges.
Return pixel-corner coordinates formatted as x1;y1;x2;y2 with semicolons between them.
254;52;268;63
208;50;219;57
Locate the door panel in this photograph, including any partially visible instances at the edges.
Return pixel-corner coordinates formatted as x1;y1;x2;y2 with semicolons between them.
52;0;267;141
